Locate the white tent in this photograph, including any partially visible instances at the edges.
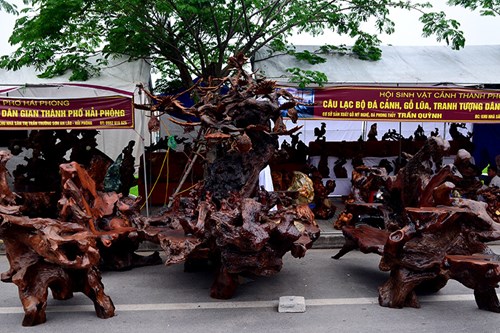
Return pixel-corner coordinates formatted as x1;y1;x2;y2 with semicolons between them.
0;56;152;162
254;45;500;85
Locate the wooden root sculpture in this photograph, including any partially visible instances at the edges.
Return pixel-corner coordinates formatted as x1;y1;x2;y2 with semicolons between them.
0;214;115;326
378;203;500;311
207;196;319;299
3;130;158;272
0;150;116;325
133;186;320;299
136;53;320;298
334;137;500;313
308;165;337;219
0;148;162;325
58;161;162;270
10;130;107;193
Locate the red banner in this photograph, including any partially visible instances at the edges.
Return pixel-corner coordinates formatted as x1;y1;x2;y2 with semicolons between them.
0;95;134;129
285;86;500;122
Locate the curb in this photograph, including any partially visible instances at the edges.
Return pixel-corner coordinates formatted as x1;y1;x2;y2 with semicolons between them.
135;231;345;252
0;232;346;255
312;231;345;249
4;235;497;256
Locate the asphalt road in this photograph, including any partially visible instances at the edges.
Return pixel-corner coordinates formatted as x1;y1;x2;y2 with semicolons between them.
1;247;500;333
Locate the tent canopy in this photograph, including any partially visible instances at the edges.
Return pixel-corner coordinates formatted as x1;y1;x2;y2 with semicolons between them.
0;57;152;161
0;56;151;97
253;45;500;85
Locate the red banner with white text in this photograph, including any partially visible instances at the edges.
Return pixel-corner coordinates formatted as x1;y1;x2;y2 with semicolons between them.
0;95;134;129
282;86;500;122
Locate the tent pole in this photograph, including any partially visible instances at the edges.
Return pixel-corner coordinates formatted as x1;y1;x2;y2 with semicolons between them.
136;90;150;217
398;122;402;160
142;149;149;217
167;145;201;208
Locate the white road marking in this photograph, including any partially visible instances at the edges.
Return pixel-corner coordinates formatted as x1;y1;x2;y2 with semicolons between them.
0;294;480;314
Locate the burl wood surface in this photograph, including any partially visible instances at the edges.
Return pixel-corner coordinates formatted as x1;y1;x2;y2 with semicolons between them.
332;225;389;259
445;254;500;312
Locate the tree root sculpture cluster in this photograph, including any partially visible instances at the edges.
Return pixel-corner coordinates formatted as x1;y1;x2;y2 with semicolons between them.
0;54;321;325
134;54;320;299
333;137;500;313
0;146;159;326
9;130;112;193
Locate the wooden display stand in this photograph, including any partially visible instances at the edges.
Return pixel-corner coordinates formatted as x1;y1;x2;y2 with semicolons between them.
308;140;467;158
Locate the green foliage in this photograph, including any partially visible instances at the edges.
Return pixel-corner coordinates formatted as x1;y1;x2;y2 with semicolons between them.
420;12;465;50
318;45;351;55
0;0;491;88
448;0;500;16
292;50;327;65
352;33;383;60
286;67;328;88
0;0;17;14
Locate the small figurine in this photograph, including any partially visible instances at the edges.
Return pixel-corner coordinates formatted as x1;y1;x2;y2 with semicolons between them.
414;125;427;141
314;122;327;142
334;158;348;178
367;123;378;141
